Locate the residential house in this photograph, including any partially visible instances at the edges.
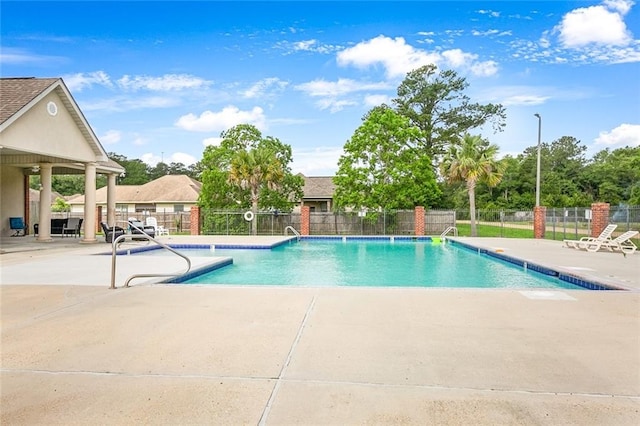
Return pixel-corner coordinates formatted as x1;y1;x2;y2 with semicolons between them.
296;175;336;212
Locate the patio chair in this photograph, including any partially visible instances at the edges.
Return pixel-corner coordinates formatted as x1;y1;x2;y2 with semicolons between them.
584;230;638;254
128;218;155;240
146;216;169;236
100;222;125;243
563;224;617;249
9;217;27;237
62;217;83;238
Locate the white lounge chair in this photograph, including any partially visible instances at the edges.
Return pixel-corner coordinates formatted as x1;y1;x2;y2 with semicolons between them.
146;217;169;236
584;230;638;254
564;224;617;249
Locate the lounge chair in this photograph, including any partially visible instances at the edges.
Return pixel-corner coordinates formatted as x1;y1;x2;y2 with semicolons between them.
9;217;27;237
62;217;83;238
146;216;169;236
564;224;617;249
584;230;638;254
100;222;125;243
128;218;155;240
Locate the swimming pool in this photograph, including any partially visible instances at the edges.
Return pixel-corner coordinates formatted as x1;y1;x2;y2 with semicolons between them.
152;239;586;290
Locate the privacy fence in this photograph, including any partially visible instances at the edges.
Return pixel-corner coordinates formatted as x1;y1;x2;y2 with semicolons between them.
38;204;639;242
196;205;639;241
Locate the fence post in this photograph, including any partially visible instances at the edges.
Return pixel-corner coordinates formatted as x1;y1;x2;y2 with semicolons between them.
414;206;425;236
301;206;310;235
590;202;610;238
190;206;201;235
533;206;546;239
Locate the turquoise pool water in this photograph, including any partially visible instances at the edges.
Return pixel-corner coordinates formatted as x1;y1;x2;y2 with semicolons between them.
170;240;582;289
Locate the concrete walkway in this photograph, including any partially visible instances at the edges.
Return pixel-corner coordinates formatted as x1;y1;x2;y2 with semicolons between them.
1;236;639;425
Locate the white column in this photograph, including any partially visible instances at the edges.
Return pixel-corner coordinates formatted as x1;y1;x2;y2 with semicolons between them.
81;162;97;243
107;173;117;226
37;163;53;241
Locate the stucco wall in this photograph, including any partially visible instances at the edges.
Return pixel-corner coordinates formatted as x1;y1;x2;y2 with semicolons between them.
0;166;26;236
0;92;96;162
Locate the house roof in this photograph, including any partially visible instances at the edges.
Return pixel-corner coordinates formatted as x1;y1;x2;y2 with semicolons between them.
0;77;60;124
301;175;335;199
68;174;202;204
0;77;124;174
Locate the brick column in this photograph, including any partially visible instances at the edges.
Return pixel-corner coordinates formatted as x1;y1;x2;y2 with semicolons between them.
533;206;546;239
590;202;610;238
301;206;310;236
414;206;425;236
190;206;201;235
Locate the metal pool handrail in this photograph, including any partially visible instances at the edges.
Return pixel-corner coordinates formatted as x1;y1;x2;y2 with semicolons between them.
109;222;191;289
440;226;458;238
285;225;301;241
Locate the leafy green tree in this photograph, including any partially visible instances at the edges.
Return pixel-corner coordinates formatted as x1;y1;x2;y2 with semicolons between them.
334;106;441;211
440;133;505;237
228;146;284;235
198;124;303;214
108;153;150;185
393;64;506;162
582;146;640;205
51;197;70;212
148;162;169;180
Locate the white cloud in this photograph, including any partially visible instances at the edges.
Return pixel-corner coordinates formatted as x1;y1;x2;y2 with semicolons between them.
292;146;343;175
477;9;500;18
603;0;633;15
276;39;340;55
336;35;441;78
364;94;392;107
242;77;288;99
170;152;197;165
315;98;358;113
0;47;64;65
203;137;223;147
81;96;180;112
502;95;550;106
336;36;498;78
556;3;632;47
295;78;390;97
175;106;266;132
99;130;121;145
63;71;112;92
117;74;209;91
594;123;640;146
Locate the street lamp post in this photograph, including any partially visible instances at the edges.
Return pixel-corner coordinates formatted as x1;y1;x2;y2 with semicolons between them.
534;113;542;207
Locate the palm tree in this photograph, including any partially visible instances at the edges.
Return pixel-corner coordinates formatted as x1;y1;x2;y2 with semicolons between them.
440;133;505;237
228;146;284;235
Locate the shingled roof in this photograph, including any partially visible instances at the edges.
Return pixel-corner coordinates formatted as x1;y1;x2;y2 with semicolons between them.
300;175;335;199
0;77;60;124
68;175;202;204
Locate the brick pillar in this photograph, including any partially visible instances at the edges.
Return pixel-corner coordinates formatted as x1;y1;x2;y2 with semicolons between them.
590;202;610;238
190;206;201;235
414;206;425;236
533;206;546;239
301;206;310;236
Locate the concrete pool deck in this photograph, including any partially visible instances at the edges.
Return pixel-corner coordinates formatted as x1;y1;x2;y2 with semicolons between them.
1;235;639;424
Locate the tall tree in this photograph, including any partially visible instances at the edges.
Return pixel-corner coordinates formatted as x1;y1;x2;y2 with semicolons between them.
393;64;506;163
198;124;303;213
228;146;284;235
334;105;441;210
440;133;505;237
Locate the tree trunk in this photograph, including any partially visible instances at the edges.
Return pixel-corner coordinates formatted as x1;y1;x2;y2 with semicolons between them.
468;181;477;237
251;200;258;235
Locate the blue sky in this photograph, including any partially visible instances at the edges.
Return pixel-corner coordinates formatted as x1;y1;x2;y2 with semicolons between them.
2;1;639;176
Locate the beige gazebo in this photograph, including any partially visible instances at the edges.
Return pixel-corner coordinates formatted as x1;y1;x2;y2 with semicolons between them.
0;77;125;241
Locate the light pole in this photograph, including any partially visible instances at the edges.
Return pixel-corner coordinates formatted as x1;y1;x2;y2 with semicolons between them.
534;113;542;207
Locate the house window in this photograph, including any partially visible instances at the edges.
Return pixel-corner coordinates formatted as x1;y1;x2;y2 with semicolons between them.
135;204;155;213
174;204;184;212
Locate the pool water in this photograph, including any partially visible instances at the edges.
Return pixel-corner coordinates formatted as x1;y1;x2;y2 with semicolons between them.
175;240;581;289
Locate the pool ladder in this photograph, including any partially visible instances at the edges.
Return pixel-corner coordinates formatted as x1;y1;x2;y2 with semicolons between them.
440;226;458;238
284;225;301;241
109;221;191;289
